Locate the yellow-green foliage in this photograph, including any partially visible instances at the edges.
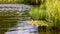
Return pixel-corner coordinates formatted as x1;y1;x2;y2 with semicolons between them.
39;4;46;20
30;5;46;20
0;0;24;3
30;0;60;27
46;0;60;27
29;6;40;20
30;20;49;27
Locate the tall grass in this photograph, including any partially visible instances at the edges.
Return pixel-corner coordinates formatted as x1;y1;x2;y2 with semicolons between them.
46;0;60;27
28;0;60;34
29;0;60;27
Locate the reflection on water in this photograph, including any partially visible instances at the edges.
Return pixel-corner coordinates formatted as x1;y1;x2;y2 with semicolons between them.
5;21;38;34
0;4;38;34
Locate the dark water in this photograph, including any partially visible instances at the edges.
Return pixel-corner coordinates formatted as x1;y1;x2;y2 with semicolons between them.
38;26;60;34
0;4;38;34
0;4;31;34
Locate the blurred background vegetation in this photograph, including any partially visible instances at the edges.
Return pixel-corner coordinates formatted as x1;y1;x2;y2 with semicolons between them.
0;0;60;34
29;0;60;34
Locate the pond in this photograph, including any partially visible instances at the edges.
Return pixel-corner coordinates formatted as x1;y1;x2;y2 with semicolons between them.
0;4;59;34
0;4;38;34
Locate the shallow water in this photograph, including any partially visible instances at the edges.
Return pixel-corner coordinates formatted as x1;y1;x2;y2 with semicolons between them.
5;21;38;34
0;4;38;34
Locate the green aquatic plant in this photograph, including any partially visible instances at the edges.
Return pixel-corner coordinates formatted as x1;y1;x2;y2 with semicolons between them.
29;4;46;20
39;4;46;20
30;0;60;27
29;6;40;20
